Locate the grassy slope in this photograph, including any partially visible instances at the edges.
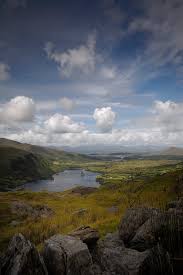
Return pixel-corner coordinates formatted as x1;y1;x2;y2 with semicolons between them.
0;146;54;190
0;138;92;162
1;159;183;253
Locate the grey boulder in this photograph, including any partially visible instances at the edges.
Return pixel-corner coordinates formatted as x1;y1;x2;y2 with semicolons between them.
0;233;47;275
130;212;183;253
93;233;173;275
43;234;94;275
118;207;159;243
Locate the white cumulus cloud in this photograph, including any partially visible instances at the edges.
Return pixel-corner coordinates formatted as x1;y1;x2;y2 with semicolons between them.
153;100;183;132
0;96;35;123
44;113;85;133
93;106;116;132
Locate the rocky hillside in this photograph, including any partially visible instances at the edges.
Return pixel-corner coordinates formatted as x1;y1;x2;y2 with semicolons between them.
1;198;183;274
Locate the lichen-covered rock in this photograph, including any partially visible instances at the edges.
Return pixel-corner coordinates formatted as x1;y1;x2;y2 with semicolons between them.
118;207;159;243
93;233;173;275
0;233;47;275
69;226;99;247
43;234;94;275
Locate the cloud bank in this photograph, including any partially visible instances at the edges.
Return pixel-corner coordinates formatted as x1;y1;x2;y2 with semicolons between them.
1;96;183;147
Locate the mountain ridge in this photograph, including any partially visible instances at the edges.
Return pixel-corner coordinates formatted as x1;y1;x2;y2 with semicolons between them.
160;146;183;156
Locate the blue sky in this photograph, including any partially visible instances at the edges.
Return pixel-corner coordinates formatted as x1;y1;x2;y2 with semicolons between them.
0;0;183;147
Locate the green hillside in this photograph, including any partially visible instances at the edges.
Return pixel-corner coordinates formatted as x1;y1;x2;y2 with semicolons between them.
0;138;91;191
0;138;90;160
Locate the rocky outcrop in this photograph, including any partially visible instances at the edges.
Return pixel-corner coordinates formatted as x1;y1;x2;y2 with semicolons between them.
118;199;183;275
69;226;100;247
129;212;183;252
11;201;54;219
43;234;94;275
0;233;47;275
118;207;159;244
92;232;173;275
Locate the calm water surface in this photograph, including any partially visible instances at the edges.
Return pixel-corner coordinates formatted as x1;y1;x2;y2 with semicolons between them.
23;169;100;192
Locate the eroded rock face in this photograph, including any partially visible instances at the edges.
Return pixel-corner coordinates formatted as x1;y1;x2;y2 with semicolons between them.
0;233;47;275
118;207;159;244
43;234;94;275
119;203;183;275
130;212;183;254
92;233;173;275
69;226;99;247
129;213;163;251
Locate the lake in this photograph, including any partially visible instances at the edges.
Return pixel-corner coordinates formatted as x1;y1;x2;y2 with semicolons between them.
23;169;100;192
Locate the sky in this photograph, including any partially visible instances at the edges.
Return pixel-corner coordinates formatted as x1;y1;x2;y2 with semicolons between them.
0;0;183;148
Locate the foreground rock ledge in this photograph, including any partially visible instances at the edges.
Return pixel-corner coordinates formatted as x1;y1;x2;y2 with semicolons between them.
43;234;94;275
1;200;183;274
69;226;100;247
92;232;173;275
0;233;47;275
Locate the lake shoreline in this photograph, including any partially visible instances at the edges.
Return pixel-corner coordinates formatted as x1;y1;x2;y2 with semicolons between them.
12;169;100;192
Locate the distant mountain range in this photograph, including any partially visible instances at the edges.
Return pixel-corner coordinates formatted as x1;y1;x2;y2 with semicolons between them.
160;147;183;156
62;144;183;156
61;144;166;154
